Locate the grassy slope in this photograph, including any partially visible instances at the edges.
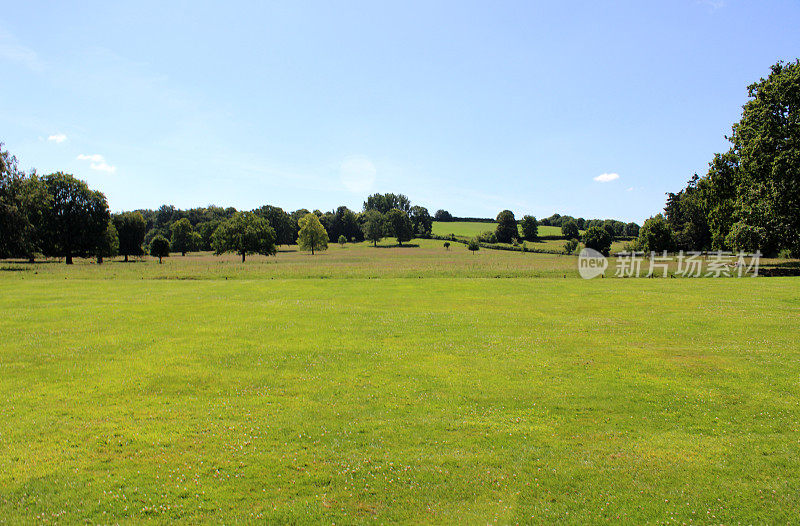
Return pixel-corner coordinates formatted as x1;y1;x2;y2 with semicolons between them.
1;247;799;523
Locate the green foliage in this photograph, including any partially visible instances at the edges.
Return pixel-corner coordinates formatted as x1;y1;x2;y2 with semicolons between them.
477;231;497;243
637;214;675;253
95;220;119;263
363;193;411;214
338;234;347;247
582;226;612;256
434;209;452;221
520;215;538;240
561;220;579;239
563;238;579;255
170;218;194;256
385;208;413;245
149;235;170;263
624;222;640;238
725;223;765;253
254;205;298;245
467;238;480;253
41;172;110;264
443;241;450;250
409;206;433;237
362;210;384;247
665;175;711;250
212;211;277;261
0;144;50;260
494;210;517;243
297;212;328;255
113;211;147;261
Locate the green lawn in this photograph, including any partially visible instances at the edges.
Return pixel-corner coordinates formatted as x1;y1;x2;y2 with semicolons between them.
1;247;799;523
432;221;564;238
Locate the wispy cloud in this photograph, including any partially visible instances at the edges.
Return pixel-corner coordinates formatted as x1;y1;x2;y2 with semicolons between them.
77;153;116;173
699;0;725;12
594;172;619;183
626;186;634;192
48;133;67;143
0;29;43;72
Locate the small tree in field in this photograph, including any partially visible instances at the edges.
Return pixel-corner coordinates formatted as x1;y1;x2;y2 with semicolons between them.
520;215;538;240
563;238;579;255
582;226;612;256
212;211;276;262
149;235;170;264
443;241;450;250
298;212;328;255
338;234;347;247
468;238;480;254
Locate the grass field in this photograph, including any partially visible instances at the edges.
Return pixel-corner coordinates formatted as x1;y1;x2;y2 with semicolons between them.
2;243;799;523
432;221;565;239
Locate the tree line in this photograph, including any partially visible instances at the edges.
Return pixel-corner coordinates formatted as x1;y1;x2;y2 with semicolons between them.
636;60;800;257
0;157;434;264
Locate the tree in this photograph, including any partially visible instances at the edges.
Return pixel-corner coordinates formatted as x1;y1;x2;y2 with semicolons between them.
564;238;579;255
561;220;579;239
363;193;411;214
435;209;452;221
149;235;170;264
297;212;328;255
113;212;147;262
624;222;640;238
725;222;765;253
664;175;711;251
468;238;480;254
212;211;277;261
41;172;110;264
495;210;517;243
520;215;538;241
409;206;433;237
362;210;384;246
255;205;297;245
95;220;119;264
443;241;450;250
338;234;347;247
582;226;612;256
1;145;49;260
385;208;413;245
637;214;675;253
170;218;194;256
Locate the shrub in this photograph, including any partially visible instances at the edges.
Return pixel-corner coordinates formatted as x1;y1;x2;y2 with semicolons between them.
563;238;579;254
338;234;347;247
443;241;450;250
468;238;480;254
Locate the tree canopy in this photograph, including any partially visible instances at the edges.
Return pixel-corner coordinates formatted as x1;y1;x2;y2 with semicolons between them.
212;211;277;261
297;212;328;255
385;208;413;245
495;210;517;243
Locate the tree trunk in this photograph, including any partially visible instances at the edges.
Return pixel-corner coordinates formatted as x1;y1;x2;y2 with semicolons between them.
97;255;103;264
241;252;246;262
124;254;129;262
158;256;163;264
66;254;73;265
311;246;315;255
28;256;35;263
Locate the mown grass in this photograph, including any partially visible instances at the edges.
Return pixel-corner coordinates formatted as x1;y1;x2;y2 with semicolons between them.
1;247;799;524
432;221;564;239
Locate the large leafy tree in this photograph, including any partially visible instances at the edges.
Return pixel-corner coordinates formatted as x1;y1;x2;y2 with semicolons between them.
149;235;170;264
41;172;110;264
637;214;675;253
582;226;612;256
664;175;711;251
95;220;119;264
362;210;384;246
297;212;328;255
385;208;412;246
113;211;147;262
0;144;49;260
409;206;433;237
255;205;297;245
170;217;194;256
363;193;411;214
212;211;276;262
561;219;579;240
494;210;517;243
520;215;538;241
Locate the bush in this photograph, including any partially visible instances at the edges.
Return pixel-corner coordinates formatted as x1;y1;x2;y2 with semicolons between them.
582;226;612;256
443;241;450;250
477;231;497;243
467;238;480;253
338;234;347;247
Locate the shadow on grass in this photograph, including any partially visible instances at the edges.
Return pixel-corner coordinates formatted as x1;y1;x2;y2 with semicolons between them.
371;243;420;249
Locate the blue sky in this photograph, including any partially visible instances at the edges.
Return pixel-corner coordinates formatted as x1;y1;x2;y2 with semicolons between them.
1;1;798;222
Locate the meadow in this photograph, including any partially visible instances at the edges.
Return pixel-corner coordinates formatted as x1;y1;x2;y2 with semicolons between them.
1;242;799;524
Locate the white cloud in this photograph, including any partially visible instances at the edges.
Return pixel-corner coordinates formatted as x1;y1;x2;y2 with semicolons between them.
77;153;116;173
340;156;376;193
594;172;620;183
626;187;634;192
48;133;67;143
